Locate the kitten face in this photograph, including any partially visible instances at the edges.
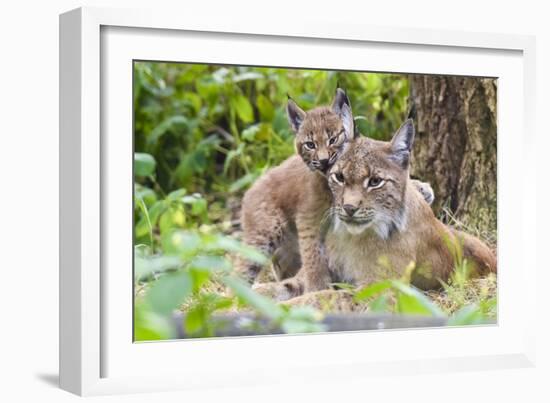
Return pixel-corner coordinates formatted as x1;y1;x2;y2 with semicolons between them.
295;108;351;173
287;89;355;174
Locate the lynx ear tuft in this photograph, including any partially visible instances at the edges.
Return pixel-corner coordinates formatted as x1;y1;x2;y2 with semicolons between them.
286;98;306;133
331;87;351;115
332;88;354;139
390;119;415;168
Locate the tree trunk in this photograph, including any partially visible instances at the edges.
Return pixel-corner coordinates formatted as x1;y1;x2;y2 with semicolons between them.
409;75;497;235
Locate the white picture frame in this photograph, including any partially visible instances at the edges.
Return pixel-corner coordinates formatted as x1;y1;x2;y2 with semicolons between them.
59;6;537;396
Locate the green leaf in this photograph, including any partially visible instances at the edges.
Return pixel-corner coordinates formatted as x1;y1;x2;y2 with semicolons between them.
272;107;290;134
174;136;220;185
256;94;275;121
181;194;208;217
134;216;152;239
167;188;188;201
134;153;156;177
231;95;254;123
134;255;181;280
146;271;193;315
189;255;231;273
366;74;382;94
191;199;207;217
134;303;174;341
135;200;166;240
448;304;486;326
479;297;497;317
134;184;157;206
223;143;245;174
211;295;234;310
229;172;259;193
147;115;189;145
354;280;392;301
223;276;283;320
369;295;390;312
395;293;432;316
206;235;268;265
391;281;444;317
196;78;221;103
161;230;202;257
134;243;151;258
242;123;271;142
158;205;186;235
183;92;202;114
184;307;205;334
189;269;211;292
147;200;167;227
134;196;154;246
241;125;260;142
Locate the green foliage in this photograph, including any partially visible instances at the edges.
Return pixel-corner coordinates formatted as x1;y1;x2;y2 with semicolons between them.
134;229;325;340
133;62;408;200
134;301;174;341
447;304;487;326
354;280;444;317
133;148;327;339
353;252;497;325
134;152;157;177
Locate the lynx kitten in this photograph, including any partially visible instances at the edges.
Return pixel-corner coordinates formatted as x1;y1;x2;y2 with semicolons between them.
239;88;355;292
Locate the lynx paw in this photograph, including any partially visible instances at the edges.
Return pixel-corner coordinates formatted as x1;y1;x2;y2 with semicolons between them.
411;179;435;205
282;289;357;312
253;278;303;302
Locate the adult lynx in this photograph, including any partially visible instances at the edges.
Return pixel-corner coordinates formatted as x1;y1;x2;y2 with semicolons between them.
324;120;496;289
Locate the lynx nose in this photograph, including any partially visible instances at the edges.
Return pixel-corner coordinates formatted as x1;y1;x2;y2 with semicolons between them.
343;204;358;217
319;159;329;171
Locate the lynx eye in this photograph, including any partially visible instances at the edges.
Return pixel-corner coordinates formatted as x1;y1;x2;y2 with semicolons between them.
331;172;345;185
328;136;338;146
304;141;316;150
367;176;385;189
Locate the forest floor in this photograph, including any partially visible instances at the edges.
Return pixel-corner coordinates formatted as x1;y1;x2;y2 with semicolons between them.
249;267;497;318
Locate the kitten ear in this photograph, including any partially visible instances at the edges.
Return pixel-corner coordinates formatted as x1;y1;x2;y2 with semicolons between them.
331;87;351;115
390;119;415;168
331;88;355;139
286;98;306;133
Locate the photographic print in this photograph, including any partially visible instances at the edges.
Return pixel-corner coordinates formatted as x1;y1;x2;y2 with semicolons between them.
133;62;497;341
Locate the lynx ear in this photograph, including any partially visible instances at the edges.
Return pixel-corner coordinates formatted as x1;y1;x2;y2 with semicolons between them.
286;98;306;133
340;103;355;140
390;119;415;168
331;87;351;115
331;88;355;139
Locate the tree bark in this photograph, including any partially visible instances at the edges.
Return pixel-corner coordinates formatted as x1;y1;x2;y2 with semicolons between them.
409;75;497;235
